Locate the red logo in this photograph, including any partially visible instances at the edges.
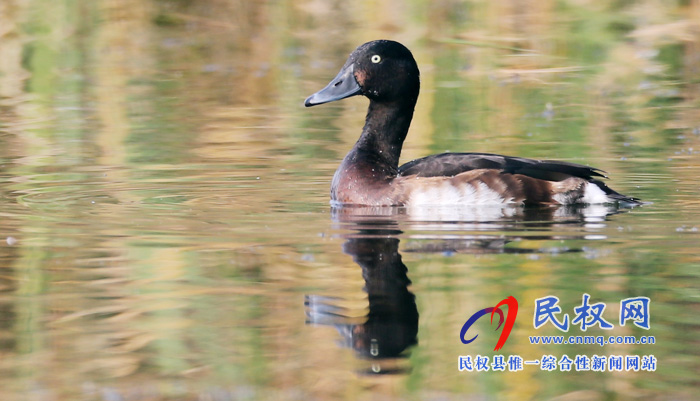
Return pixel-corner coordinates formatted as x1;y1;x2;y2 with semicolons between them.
460;296;518;351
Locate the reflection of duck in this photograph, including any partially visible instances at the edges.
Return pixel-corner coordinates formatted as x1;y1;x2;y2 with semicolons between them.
306;40;640;207
305;230;418;365
306;203;625;373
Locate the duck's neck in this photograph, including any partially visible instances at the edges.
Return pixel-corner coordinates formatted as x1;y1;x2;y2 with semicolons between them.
352;100;415;171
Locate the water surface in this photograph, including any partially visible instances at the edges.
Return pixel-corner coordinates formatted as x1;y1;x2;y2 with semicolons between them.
1;1;699;400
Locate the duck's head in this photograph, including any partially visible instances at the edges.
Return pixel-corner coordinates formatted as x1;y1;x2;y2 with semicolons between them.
305;40;420;107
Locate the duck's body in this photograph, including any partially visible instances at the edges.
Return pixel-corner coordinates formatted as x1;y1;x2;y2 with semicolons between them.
306;40;639;207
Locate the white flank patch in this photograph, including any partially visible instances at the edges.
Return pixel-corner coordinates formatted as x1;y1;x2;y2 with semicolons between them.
553;182;611;205
407;181;513;206
581;183;610;204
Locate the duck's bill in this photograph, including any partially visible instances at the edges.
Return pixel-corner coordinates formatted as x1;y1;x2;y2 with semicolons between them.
305;64;362;107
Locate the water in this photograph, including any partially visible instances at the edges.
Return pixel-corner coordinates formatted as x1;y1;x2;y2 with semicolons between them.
1;1;699;400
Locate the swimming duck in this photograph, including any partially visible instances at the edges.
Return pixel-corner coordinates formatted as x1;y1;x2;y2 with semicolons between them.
305;40;639;207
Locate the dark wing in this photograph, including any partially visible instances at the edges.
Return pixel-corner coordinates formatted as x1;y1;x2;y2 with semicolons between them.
398;152;607;182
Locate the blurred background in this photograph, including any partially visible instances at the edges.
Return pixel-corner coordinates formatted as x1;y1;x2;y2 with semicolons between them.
1;0;699;400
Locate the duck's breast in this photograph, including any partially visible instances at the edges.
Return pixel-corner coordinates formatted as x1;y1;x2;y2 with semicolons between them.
331;157;401;206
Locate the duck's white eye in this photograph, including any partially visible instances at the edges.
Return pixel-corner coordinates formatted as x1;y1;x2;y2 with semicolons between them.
371;55;381;63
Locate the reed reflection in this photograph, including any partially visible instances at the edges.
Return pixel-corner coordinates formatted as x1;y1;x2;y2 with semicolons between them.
306;203;631;374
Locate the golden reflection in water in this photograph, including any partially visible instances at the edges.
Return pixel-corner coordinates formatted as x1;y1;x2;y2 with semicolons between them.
95;0;154;166
0;0;699;400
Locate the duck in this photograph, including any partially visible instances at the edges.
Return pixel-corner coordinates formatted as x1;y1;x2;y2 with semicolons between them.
305;40;640;207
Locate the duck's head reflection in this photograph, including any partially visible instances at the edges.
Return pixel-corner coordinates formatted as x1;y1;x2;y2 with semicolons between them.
305;228;418;364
